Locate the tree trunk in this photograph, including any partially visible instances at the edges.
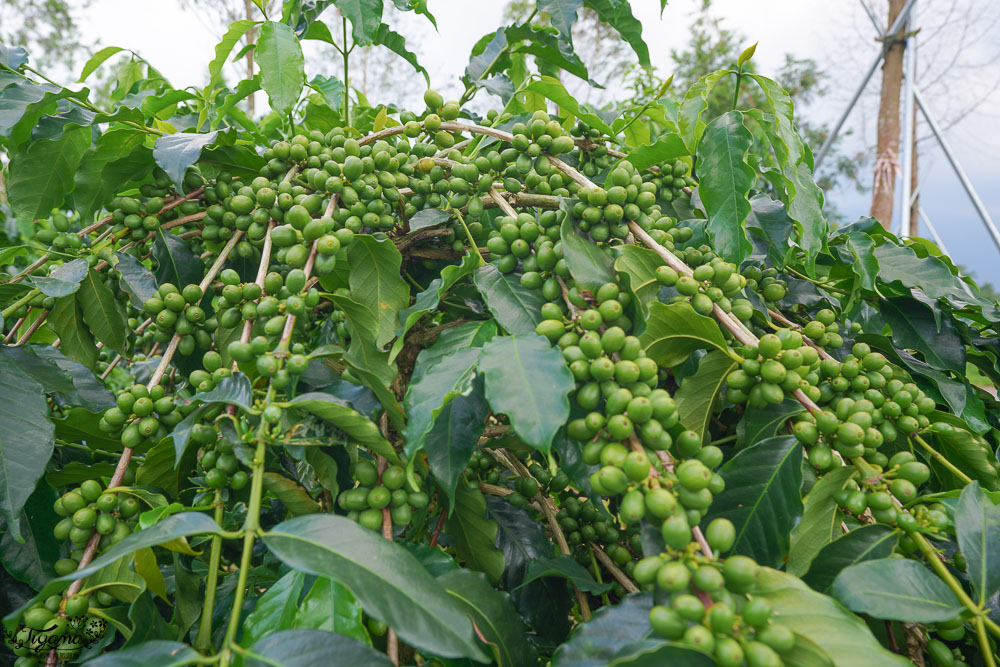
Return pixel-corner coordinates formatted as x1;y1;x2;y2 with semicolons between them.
908;110;919;236
870;0;908;227
245;0;256;117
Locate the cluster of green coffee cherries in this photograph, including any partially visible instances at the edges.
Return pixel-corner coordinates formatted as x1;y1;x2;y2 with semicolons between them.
926;624;971;666
569;163;674;243
486;210;564;276
191;425;248;491
11;592;109;664
51;479;140;571
16;290;56;318
98;383;185;450
726;329;824;408
643;553;793;667
336;460;429;532
778;342;938;463
105;171;205;243
141;282;215;356
469;452;571;504
655;258;755;318
31;211;82;252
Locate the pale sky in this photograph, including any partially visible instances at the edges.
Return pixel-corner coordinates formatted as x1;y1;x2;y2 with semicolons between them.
57;1;1000;284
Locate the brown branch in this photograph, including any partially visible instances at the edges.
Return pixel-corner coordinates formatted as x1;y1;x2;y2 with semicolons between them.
588;541;639;594
11;187;205;285
15;309;50;345
57;229;243;606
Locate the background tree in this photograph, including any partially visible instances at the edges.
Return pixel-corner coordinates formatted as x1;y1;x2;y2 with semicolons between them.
0;0;92;70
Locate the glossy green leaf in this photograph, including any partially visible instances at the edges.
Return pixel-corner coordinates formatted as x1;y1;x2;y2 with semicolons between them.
841;231;879;290
262;514;488;661
696;110;754;265
703;435;802;567
0;343;113;411
85;640;200;666
294;576;369;644
552;593;714;666
246;629;390;667
506;25;590;84
255;21;305;111
6;123;91;220
624;134;688;172
931;425;1000;490
74;127;152;222
190;372;253;409
57;513;222;583
465;29;507;83
287;392;400;464
48;294;98;370
152;131;219;190
954;481;1000;604
115;252;159;309
77;267;127;354
403;320;494;456
614;244;662;317
0;79;81;149
261;472;321;515
446;483;505;585
520;554;612;595
881;296;965;373
209;20;258;89
746;193;795;269
755;567;911;667
408;208;451;231
390;0;437;27
241;570;306;648
0;482;58;588
426;392;489;510
78;45;126;81
486;497;573;641
403;322;496;456
438;568;537;667
539;0;582;53
736;398;802;449
390;250;478;362
874;242;982;306
738;42;758;67
581;0;649;67
560;216;615;291
746;74;828;271
373;23;428;82
474;264;547;336
787;466;855;576
832;558;964;623
0;354;55;539
27;257;87;297
346;234;409;348
638;301;728;368
479;335;574;454
802;525;899;594
677;70;730;152
675;351;735;442
336;0;384;45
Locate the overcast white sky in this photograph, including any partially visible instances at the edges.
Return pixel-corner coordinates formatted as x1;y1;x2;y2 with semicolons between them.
65;0;1000;284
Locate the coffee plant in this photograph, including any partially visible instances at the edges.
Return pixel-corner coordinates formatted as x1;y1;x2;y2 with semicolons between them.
1;3;999;666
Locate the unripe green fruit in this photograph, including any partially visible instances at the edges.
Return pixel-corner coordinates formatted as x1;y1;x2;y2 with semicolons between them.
722;555;758;592
744;641;782;667
649;605;685;639
742;597;773;627
705;517;736;552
